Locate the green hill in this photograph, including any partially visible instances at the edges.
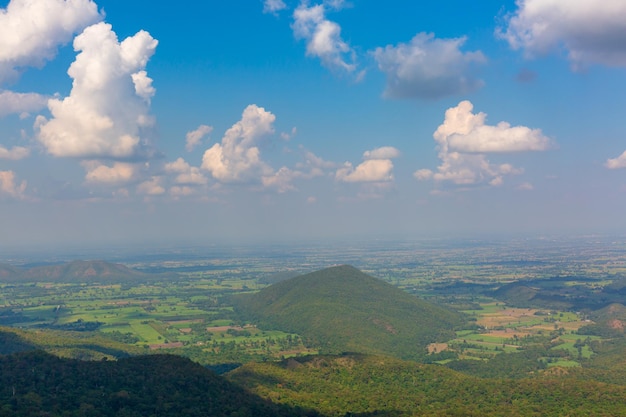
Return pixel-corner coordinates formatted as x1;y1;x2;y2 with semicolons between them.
232;265;463;360
227;353;626;416
578;303;626;338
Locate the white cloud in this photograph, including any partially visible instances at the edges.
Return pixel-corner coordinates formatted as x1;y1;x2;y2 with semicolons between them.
323;0;348;10
440;101;551;153
263;0;287;14
292;3;357;74
201;104;275;183
0;0;102;83
372;33;486;100
83;161;137;184
169;185;194;197
336;146;399;183
0;90;48;117
295;148;335;178
280;127;297;141
0;145;29;160
499;0;626;69
36;22;158;159
416;101;549;187
0;170;26;198
262;167;300;193
606;150;626;169
363;146;400;160
185;124;213;152
165;157;208;185
518;182;534;191
137;176;165;195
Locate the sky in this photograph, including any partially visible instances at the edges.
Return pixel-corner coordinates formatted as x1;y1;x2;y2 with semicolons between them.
1;0;626;248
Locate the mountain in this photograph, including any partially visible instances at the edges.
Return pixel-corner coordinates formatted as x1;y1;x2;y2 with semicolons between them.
227;353;626;416
0;260;175;283
0;263;22;279
0;350;319;417
232;265;463;360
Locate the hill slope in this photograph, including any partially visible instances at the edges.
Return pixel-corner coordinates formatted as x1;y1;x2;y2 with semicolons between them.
233;265;462;360
228;354;626;416
0;350;319;417
0;260;174;283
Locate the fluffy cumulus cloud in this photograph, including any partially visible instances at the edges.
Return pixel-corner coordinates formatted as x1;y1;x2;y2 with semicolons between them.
0;0;102;83
372;33;486;100
36;22;158;159
0;170;26;199
165;157;208;185
0;145;29;160
499;0;626;69
82;161;137;184
261;167;300;193
292;3;357;74
0;90;48;117
416;101;550;187
201;104;275;183
137;176;165;196
185;124;213;152
606;151;626;170
336;146;400;183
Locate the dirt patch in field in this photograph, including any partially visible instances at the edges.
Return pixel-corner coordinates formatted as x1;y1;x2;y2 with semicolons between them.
206;325;245;332
427;343;448;354
477;308;538;328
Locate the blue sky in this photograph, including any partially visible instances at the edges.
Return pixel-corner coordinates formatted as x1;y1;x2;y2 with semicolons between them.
1;0;626;247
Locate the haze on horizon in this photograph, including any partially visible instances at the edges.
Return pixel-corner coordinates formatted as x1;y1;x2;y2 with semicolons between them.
1;0;626;248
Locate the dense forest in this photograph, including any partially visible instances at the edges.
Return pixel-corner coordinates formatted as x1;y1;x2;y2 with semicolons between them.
0;349;319;417
4;345;626;416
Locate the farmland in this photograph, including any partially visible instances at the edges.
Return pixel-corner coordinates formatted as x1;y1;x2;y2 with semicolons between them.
2;235;626;368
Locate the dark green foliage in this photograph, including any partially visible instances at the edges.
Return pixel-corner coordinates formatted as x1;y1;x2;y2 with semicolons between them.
228;353;626;416
232;265;463;360
490;276;625;311
446;346;548;378
42;319;104;332
0;331;36;355
0;350;319;417
0;326;142;360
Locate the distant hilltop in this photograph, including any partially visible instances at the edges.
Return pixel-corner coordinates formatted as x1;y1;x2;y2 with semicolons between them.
0;260;173;283
232;264;463;361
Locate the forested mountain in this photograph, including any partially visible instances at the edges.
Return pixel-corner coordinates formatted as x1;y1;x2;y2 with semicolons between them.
0;350;319;417
232;265;463;360
228;353;626;416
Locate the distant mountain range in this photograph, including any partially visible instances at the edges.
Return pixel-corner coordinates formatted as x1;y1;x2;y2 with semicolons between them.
232;265;463;360
0;260;175;283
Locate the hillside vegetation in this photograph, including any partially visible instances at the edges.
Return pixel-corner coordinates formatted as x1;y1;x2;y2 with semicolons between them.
232;265;463;360
0;350;319;417
228;353;626;416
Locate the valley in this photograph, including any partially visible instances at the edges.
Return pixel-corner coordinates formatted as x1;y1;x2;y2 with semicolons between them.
2;236;626;415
